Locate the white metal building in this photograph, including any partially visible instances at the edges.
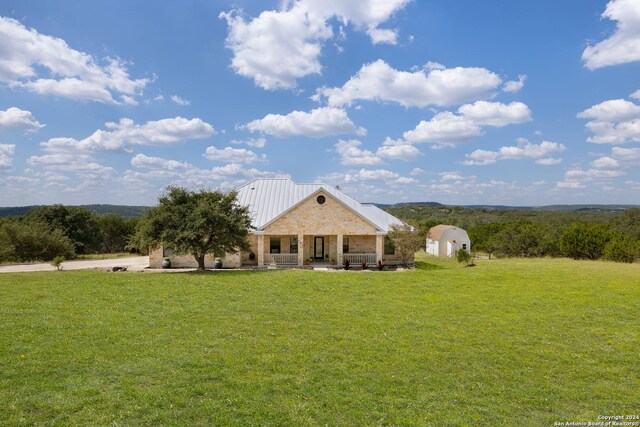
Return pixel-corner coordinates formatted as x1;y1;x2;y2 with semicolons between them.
426;224;471;257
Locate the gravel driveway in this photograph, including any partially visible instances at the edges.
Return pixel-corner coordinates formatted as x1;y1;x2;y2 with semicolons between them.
0;256;149;273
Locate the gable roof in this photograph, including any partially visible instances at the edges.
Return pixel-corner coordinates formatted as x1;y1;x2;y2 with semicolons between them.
235;178;405;232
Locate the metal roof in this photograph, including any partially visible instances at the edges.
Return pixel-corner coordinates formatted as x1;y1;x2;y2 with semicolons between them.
427;224;465;241
235;178;405;232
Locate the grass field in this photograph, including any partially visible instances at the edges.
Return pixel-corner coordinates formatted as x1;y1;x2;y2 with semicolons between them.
1;255;638;425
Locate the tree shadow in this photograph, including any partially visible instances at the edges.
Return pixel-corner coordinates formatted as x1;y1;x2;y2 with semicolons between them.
415;260;446;271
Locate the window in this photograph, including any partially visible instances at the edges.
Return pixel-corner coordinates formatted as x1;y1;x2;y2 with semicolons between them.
290;236;298;254
163;247;174;257
316;195;326;204
462;243;467;250
384;236;395;255
270;237;281;254
343;236;349;253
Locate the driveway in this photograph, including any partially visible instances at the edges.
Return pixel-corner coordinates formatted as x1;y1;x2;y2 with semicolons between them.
0;256;149;273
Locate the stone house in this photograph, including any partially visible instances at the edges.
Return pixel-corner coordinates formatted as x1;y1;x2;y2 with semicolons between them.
150;178;408;268
426;224;471;257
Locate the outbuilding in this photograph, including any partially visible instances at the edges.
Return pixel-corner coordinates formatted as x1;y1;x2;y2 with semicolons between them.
426;224;471;257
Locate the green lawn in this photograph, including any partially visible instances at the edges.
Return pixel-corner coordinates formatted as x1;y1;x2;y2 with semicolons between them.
1;255;638;425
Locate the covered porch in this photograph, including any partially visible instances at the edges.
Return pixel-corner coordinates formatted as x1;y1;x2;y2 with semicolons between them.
251;233;387;267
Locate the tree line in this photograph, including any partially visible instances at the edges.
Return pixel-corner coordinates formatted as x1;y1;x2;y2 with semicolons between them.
388;206;640;263
0;205;140;263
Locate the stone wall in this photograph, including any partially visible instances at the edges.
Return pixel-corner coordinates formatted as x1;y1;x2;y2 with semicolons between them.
264;191;378;235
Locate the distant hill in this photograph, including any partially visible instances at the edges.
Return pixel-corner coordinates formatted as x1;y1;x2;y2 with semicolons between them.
0;204;151;219
1;202;637;221
375;202;638;213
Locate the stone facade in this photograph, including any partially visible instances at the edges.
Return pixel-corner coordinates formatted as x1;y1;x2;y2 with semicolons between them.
150;189;404;268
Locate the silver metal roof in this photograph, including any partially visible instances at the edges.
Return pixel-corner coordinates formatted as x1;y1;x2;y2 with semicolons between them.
235;178;405;232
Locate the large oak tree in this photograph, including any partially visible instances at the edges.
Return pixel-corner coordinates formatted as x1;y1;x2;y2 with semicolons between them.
131;187;253;270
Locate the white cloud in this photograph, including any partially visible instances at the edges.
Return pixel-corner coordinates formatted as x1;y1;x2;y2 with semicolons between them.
127;154;289;190
578;99;640;122
27;153;116;180
457;101;532;127
131;153;191;171
463;139;565;166
40;117;215;153
315;59;502;108
334;139;383;166
535;157;562;166
230;137;267;148
0;17;149;103
320;167;417;186
591;156;620;169
204;146;261;164
367;27;398;45
460;149;498;166
440;171;463;181
502;74;526;93
577;99;640;144
0;107;44;132
376;139;421;160
403;112;482;146
556;181;586;190
170;95;191;106
220;1;411;90
409;167;425;176
403;101;532;147
565;168;624;179
582;0;640;69
244;107;365;138
631;89;640;100
612;146;640;161
121;95;139;106
0;144;15;171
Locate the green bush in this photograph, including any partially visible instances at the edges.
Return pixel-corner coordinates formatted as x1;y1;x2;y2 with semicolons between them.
559;222;610;260
456;248;472;265
604;236;640;263
0;220;75;262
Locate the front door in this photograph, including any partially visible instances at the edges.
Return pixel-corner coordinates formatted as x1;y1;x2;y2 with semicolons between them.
314;236;324;260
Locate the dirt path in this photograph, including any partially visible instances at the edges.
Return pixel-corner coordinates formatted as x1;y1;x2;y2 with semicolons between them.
0;256;149;273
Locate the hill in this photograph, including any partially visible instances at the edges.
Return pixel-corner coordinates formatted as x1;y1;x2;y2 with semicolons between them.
0;204;150;220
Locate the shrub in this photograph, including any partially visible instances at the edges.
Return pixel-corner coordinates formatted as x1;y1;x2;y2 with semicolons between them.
0;220;75;262
361;261;368;270
604;236;640;263
559;222;610;260
342;259;351;270
456;248;472;265
377;260;385;271
51;256;65;270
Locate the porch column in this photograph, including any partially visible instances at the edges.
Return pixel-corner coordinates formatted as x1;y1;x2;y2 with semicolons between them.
336;233;343;265
257;233;265;267
297;234;304;266
376;234;384;263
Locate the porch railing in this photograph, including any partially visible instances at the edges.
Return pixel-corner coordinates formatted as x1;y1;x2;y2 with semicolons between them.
343;253;376;265
266;253;298;265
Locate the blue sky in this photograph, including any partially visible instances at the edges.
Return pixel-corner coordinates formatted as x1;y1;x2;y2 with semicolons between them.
1;0;639;206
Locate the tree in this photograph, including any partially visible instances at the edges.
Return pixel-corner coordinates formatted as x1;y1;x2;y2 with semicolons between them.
130;186;253;270
493;221;552;257
559;222;610;260
26;205;102;254
603;235;640;263
0;220;75;262
387;223;424;267
97;214;137;253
